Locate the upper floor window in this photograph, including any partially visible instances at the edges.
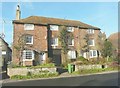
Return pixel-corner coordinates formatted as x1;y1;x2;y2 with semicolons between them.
88;39;95;46
24;24;34;30
25;35;33;44
68;38;74;46
50;25;58;31
87;29;94;34
67;27;74;32
51;37;58;46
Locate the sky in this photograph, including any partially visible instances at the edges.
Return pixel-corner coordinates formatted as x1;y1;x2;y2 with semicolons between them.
0;1;118;46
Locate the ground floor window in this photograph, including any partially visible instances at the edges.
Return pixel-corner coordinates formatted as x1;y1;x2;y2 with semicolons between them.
23;50;34;60
68;50;76;59
89;50;97;58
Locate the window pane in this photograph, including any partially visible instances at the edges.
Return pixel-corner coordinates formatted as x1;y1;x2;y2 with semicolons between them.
87;29;94;34
67;27;74;32
68;51;76;59
89;51;92;57
93;50;97;56
51;38;58;45
25;35;33;44
23;50;33;59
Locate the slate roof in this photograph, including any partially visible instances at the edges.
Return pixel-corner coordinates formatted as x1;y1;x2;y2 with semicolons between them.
13;16;100;30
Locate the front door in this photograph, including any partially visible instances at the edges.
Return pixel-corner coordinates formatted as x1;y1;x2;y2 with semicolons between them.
52;49;61;66
39;52;46;64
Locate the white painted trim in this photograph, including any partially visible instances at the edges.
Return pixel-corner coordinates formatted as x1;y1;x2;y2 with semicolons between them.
89;50;97;58
67;27;74;32
26;35;33;45
68;39;74;46
51;38;58;46
2;51;6;55
50;25;59;31
89;39;95;46
22;50;34;61
87;29;94;34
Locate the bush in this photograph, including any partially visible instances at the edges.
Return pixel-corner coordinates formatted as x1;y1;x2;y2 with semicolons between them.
77;56;86;61
27;71;32;76
30;63;55;69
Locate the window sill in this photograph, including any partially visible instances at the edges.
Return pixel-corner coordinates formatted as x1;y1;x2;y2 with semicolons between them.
89;45;94;46
26;43;33;45
23;59;33;61
51;45;58;46
68;45;74;46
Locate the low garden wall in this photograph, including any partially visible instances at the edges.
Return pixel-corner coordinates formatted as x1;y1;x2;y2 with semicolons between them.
7;67;57;77
75;64;108;71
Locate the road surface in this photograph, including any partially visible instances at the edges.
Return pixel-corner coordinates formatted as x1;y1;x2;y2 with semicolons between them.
2;72;119;86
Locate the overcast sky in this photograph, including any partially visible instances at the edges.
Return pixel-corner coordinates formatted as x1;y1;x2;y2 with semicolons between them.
0;2;118;46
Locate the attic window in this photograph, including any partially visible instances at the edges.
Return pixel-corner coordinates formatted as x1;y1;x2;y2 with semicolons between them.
67;27;74;32
50;25;58;31
24;24;34;30
87;29;94;34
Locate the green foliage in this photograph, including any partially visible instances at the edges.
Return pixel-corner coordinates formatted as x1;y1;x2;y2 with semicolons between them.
8;62;26;68
77;56;86;61
82;34;90;52
27;71;32;76
101;39;113;58
72;67;118;75
11;72;59;80
59;26;72;54
59;26;73;64
30;63;55;69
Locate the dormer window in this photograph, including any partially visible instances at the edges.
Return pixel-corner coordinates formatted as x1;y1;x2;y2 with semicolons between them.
24;24;34;30
87;29;94;34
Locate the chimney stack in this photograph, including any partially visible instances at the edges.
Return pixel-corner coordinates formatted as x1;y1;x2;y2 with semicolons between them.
16;5;21;20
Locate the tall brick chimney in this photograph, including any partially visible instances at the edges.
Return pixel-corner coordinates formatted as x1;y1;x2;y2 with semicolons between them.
16;4;21;20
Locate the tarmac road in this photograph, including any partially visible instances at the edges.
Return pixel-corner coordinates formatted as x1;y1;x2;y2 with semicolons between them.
2;71;119;86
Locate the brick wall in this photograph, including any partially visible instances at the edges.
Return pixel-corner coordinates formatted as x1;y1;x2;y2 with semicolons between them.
13;23;48;65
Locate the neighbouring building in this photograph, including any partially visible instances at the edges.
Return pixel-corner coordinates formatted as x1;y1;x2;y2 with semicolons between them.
0;37;12;69
12;5;105;66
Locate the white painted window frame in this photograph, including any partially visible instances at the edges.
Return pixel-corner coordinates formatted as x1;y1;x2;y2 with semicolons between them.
25;35;33;44
24;24;34;30
22;50;34;61
87;29;94;34
68;39;74;46
51;37;58;46
89;39;95;46
89;50;97;58
68;50;76;59
67;27;74;32
50;25;59;31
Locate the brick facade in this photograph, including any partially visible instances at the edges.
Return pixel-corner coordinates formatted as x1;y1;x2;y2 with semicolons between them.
13;16;103;66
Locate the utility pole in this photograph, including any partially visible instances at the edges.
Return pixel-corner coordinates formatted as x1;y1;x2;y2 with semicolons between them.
0;19;5;39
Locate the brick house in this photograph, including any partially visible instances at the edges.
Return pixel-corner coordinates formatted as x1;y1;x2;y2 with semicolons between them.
12;5;104;66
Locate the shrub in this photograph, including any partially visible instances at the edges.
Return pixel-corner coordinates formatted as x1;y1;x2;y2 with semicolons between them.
11;72;59;80
77;56;86;61
27;71;32;76
30;63;55;69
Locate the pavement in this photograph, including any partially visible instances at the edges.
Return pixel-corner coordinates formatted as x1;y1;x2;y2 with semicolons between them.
1;70;119;84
